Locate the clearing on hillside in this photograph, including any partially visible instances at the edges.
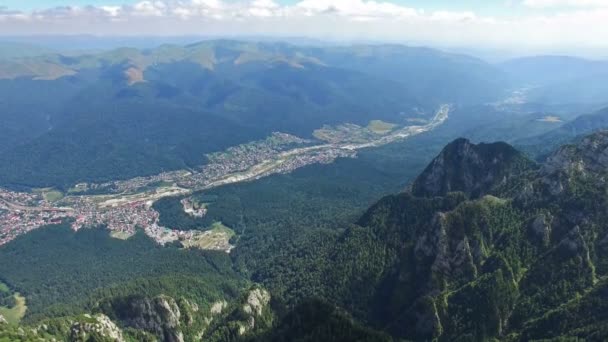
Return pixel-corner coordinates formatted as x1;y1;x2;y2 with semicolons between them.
180;222;235;253
0;293;27;325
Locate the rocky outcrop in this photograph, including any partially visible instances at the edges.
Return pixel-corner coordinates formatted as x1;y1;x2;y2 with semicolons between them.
0;314;6;325
69;314;125;342
528;213;553;246
210;300;228;315
540;130;608;195
411;138;534;198
102;295;184;342
243;288;271;317
238;288;271;336
203;288;273;339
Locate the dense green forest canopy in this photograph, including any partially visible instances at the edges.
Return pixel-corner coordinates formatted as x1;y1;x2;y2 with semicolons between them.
0;224;244;323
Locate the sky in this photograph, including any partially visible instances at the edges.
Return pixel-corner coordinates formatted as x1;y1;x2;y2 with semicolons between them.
2;0;608;55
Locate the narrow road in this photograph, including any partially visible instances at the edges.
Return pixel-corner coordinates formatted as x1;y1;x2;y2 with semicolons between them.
197;104;450;191
0;198;74;212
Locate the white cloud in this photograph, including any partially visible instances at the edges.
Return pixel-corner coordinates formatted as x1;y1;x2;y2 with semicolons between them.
429;11;477;22
295;0;419;19
100;6;121;17
523;0;608;8
1;0;608;55
132;1;167;16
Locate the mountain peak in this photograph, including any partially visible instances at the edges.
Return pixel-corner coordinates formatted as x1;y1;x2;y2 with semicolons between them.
536;130;608;198
411;138;534;198
542;130;608;177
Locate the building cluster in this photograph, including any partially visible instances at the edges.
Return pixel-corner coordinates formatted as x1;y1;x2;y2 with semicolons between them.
1;187;215;247
70;200;158;236
0;189;72;245
181;133;311;189
0;138;354;246
181;198;207;218
257;148;357;179
0;207;67;245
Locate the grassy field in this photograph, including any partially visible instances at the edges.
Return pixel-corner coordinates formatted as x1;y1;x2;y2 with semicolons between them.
110;230;135;240
181;222;235;252
0;293;27;324
44;191;64;202
210;222;234;237
536;115;562;123
33;188;64;202
367;120;397;134
0;282;9;293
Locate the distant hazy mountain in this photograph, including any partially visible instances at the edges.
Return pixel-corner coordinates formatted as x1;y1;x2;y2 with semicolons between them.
308;45;509;105
0;41;509;104
0;42;56;60
501;55;608;84
517;106;608;158
501;55;608;104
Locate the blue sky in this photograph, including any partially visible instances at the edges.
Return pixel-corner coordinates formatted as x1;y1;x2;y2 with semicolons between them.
1;0;579;19
2;0;608;55
2;0;531;15
3;0;133;10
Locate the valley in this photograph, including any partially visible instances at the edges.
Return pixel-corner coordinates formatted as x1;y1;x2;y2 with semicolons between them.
0;105;449;247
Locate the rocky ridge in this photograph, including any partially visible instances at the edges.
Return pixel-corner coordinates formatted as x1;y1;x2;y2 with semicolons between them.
354;131;608;340
69;314;125;342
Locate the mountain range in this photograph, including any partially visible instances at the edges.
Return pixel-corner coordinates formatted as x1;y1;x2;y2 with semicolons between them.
500;55;608;105
0;40;524;188
3;40;608;189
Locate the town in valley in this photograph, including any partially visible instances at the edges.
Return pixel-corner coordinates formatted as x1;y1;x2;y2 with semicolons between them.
0;105;449;249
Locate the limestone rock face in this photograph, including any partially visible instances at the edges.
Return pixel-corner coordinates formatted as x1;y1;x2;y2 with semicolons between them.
529;213;553;246
104;295;184;342
69;314;125;342
210;300;228;315
243;288;271;317
237;288;271;335
202;288;272;338
540;131;608;195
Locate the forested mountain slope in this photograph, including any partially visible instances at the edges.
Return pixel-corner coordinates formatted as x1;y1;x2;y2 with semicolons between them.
233;131;608;341
312;131;608;341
